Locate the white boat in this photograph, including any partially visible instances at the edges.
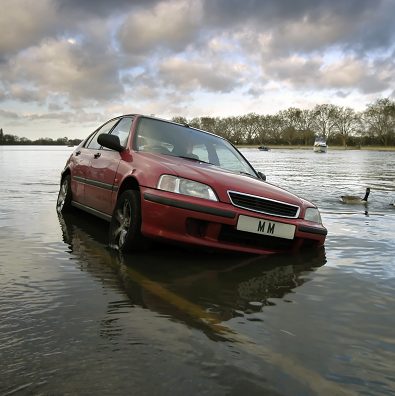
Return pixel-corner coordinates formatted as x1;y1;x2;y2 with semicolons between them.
313;138;328;153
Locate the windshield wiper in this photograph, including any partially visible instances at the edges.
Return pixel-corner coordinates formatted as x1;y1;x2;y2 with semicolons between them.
238;171;257;178
177;155;213;165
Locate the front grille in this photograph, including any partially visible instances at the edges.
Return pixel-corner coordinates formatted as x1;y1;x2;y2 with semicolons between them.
218;226;294;251
228;191;299;218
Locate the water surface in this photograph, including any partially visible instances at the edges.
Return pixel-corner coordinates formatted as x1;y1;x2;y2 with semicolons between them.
1;146;395;395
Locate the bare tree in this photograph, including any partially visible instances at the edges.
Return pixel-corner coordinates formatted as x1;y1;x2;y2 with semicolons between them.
332;107;361;147
278;108;298;145
226;116;245;144
257;114;284;144
296;109;316;145
172;116;189;125
238;113;261;144
278;107;315;145
363;98;395;146
163;98;395;147
312;104;338;140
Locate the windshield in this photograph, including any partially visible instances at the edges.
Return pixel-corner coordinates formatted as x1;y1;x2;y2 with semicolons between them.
134;117;257;177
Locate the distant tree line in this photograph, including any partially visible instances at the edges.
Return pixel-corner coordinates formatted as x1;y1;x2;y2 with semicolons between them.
173;98;395;147
0;130;82;146
1;98;394;147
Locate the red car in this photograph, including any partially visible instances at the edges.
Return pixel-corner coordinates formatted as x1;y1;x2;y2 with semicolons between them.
57;114;327;254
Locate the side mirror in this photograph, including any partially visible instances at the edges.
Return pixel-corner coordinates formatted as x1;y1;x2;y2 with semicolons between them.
98;134;123;152
257;171;266;181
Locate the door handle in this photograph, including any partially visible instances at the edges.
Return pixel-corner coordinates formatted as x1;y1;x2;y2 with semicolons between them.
94;152;101;159
75;150;81;156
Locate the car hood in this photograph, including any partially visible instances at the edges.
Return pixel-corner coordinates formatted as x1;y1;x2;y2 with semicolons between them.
152;154;305;207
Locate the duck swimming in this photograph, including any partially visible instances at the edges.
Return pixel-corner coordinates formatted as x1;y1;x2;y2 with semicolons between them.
340;187;370;204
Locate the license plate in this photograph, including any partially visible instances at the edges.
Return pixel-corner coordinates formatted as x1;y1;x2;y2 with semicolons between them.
237;215;296;240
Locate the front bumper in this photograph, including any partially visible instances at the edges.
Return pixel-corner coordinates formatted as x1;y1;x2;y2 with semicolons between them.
140;188;327;255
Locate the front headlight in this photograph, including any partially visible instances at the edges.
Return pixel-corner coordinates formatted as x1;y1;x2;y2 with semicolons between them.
304;207;322;224
157;175;218;201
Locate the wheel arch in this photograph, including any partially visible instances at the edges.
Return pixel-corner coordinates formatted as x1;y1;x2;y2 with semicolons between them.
110;178;148;252
60;167;71;183
117;176;140;198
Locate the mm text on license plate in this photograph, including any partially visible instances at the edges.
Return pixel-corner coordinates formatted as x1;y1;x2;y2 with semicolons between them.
237;215;296;240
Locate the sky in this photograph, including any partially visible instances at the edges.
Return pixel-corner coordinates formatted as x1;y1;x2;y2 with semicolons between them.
1;0;394;140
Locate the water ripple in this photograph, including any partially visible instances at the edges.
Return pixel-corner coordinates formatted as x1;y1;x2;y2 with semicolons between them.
1;146;395;395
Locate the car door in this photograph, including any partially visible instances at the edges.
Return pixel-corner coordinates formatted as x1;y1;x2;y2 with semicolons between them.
76;118;119;210
69;144;91;206
68;119;116;205
84;117;134;215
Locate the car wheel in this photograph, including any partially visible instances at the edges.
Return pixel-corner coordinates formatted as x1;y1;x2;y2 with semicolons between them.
109;190;145;252
57;175;72;213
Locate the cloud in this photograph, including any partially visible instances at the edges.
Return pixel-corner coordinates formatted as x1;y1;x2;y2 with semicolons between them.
203;0;395;53
263;54;392;95
7;86;45;103
264;55;322;86
1;0;395;139
56;0;158;17
1;37;123;104
321;58;390;93
26;110;104;124
0;0;58;55
0;109;20;119
200;0;395;77
158;56;243;93
118;0;203;54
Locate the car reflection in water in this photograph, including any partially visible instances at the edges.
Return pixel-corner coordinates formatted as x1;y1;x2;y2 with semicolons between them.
58;211;326;341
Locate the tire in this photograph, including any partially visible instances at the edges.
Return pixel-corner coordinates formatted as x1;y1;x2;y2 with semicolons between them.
109;190;145;252
57;175;72;213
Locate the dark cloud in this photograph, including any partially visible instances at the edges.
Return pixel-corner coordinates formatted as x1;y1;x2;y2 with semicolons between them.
335;91;351;98
56;0;159;16
264;57;321;85
203;0;381;28
203;0;395;54
264;54;392;95
118;1;203;55
158;57;243;93
0;109;20;119
0;0;59;54
1;36;123;104
359;76;390;94
48;102;63;111
8;87;44;103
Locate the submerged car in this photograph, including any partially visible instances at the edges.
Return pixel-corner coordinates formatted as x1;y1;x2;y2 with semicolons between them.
57;114;327;254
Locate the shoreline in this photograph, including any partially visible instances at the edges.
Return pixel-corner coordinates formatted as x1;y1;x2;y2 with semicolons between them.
238;145;395;152
1;144;394;152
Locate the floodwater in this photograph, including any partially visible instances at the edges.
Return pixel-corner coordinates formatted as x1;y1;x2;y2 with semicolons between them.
1;145;395;395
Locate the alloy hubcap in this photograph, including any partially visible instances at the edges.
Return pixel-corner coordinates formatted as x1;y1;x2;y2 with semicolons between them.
113;201;131;247
57;182;67;211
